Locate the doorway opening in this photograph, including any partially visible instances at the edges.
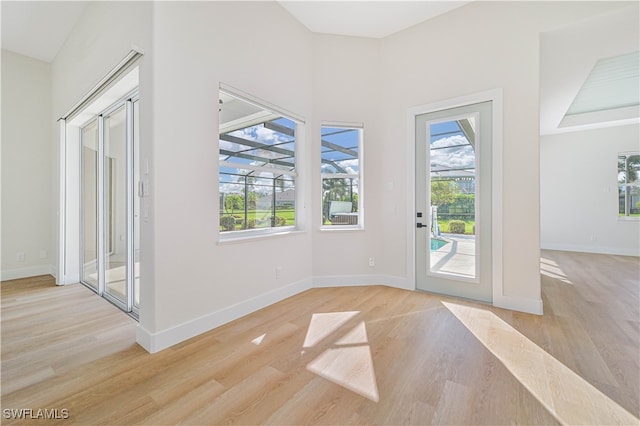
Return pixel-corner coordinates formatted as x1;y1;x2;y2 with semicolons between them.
60;60;140;317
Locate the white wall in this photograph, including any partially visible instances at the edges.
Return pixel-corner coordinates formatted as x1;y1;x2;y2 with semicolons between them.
46;1;636;352
1;50;53;280
541;124;640;256
539;2;639;256
146;1;314;349
51;1;154;327
377;1;630;308
311;34;387;285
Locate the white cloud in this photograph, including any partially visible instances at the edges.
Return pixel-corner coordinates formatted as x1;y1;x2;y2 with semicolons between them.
230;125;292;147
430;135;475;171
431;134;467;149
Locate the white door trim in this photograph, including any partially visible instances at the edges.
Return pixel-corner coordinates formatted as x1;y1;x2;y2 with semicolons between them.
406;88;504;307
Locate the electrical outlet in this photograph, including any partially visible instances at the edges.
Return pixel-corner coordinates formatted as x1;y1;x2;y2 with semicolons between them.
589;235;597;241
276;267;282;279
368;257;375;267
16;252;25;262
39;250;47;259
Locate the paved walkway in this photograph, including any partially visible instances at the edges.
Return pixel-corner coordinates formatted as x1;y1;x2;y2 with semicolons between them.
430;233;476;278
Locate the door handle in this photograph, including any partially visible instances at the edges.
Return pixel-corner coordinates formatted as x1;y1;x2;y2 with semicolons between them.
417;223;426;228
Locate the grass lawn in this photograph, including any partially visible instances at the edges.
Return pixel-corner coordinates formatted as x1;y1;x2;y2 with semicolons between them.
221;209;296;231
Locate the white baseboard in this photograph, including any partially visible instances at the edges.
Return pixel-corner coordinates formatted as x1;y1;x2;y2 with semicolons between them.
312;274;382;288
541;243;639;257
312;274;411;290
136;277;312;353
57;272;80;285
136;273;548;353
135;324;153;353
1;265;56;281
493;294;543;315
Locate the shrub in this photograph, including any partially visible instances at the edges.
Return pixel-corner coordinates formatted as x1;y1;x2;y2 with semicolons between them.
220;215;236;231
271;216;287;226
449;220;466;234
235;218;257;230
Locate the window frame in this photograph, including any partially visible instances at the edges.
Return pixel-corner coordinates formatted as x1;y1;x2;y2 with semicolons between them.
218;84;305;242
320;122;364;230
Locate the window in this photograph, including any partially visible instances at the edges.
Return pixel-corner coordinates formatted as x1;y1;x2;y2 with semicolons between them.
618;152;640;218
321;125;362;227
218;88;299;236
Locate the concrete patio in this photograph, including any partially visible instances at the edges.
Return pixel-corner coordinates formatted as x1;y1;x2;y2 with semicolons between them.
430;234;476;278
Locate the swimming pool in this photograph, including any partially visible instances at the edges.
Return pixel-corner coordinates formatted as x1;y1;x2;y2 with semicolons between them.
430;238;448;251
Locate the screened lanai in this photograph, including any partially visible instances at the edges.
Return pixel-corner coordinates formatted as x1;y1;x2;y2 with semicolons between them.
429;117;477;223
428;116;478;278
218;91;360;232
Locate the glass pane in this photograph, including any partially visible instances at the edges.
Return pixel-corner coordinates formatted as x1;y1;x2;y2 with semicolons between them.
321;127;360;174
133;100;140;308
429;117;476;278
219;97;296;173
618;155;627;184
620;185;640;217
322;178;359;225
219;171;295;232
619;186;626;216
103;105;128;303
321;126;361;227
627;155;640;184
619;153;640;217
632;186;640;216
81;120;98;290
219;91;296;233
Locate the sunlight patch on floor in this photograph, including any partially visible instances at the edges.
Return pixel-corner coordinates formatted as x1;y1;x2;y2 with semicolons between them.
302;311;359;348
443;301;638;425
540;257;572;284
251;333;266;345
303;314;379;402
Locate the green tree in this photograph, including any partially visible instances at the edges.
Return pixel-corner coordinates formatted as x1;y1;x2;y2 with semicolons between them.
246;191;257;210
431;180;459;206
619;154;640;183
323;178;349;201
224;193;243;215
351;193;359;212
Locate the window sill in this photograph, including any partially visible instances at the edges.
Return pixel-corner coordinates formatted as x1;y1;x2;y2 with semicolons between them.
618;216;640;221
218;227;305;245
320;225;365;232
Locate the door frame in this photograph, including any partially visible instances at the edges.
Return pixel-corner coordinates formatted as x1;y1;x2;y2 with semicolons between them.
406;89;504;305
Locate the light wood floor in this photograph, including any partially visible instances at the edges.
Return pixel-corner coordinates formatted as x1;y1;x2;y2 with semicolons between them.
1;250;638;425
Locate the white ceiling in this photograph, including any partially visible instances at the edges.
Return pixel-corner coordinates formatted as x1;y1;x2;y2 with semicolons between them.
2;1;636;134
279;1;470;39
0;1;467;63
1;1;88;63
539;4;639;135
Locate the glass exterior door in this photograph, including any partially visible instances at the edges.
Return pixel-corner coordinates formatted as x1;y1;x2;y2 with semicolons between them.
415;101;493;303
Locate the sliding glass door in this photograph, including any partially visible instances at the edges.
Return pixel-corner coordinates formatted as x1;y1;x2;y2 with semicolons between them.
103;104;128;306
81;120;99;291
79;94;139;315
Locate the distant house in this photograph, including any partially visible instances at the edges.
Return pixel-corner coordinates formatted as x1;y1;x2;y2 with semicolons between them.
256;188;295;209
